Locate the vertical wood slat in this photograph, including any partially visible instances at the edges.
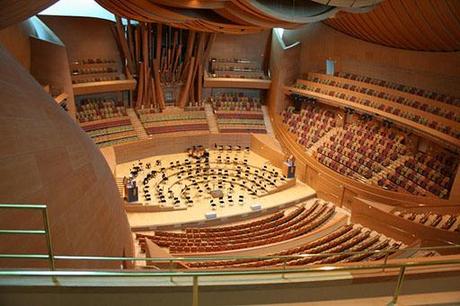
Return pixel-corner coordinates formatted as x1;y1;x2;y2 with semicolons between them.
178;57;196;108
114;16;135;75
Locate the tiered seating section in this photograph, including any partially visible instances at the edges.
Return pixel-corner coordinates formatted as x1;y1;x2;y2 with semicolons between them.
186;223;403;269
77;99;138;147
184;102;205;112
290;74;460;140
380;153;457;198
317;120;405;181
282;103;459;198
76;98;127;122
282;101;336;149
70;58;125;84
134;199;406;269
210;93;267;133
337;72;460;108
393;210;460;232
137;109;209;135
137;199;337;254
209;58;268;80
310;74;460;123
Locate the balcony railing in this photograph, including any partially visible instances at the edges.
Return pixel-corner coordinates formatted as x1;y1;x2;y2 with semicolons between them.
1;203;459;306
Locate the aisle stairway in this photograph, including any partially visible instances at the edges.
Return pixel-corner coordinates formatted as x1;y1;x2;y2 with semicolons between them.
306;127;340;156
369;155;412;185
204;103;219;133
262;105;274;136
127;108;149;140
115;177;125;198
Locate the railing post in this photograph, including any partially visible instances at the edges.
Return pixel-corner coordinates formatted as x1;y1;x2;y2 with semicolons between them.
282;259;287;279
42;207;55;271
192;275;199;306
388;266;406;306
382;252;389;272
169;259;174;282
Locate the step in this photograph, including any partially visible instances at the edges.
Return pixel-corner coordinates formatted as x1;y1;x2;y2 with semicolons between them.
204;103;219;133
127;108;149;140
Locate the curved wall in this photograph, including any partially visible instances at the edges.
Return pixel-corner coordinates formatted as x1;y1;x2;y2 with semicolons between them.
0;44;133;268
283;23;460;97
266;28;460;207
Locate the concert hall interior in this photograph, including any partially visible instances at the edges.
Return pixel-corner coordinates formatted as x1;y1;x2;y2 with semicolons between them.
0;1;459;305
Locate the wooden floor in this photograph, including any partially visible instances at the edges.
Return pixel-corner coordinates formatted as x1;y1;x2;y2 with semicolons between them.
116;149;316;230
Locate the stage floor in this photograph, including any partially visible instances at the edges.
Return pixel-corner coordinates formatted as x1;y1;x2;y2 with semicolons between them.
116;149;316;230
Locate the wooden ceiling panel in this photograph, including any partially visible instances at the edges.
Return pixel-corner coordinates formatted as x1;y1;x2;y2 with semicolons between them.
324;0;460;51
0;0;58;30
91;0;378;33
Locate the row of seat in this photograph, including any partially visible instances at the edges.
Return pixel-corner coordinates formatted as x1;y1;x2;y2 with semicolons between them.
282;103;458;198
184;211;284;233
81;118;132;132
186;224;403;269
71;66;118;76
137;110;207;123
72;75;123;84
309;74;459;123
79;116;138;148
71;58;117;65
336;72;460;107
145;123;209;135
292;82;459;140
137;110;210;136
76;99;128;123
315;120;404;180
282;104;336;149
184;103;205;111
70;58;122;84
95;135;139;148
138;200;336;253
84;124;133;138
209;58;267;80
210;94;267;134
393;211;460;232
91;130;138;146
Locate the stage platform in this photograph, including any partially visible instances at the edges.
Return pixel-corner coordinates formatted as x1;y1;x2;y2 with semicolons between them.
128;181;315;231
116;149;316;231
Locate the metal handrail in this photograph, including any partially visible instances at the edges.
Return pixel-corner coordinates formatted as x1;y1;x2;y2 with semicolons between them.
0;203;55;270
1;203;460;306
1;244;458;263
1;257;459;306
1;257;459;276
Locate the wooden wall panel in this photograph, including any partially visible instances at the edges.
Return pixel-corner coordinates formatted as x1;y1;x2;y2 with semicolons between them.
283;23;460;97
0;45;133;269
30;37;76;117
0;20;35;71
40;16;123;69
113;133;252;165
250;134;285;169
209;31;271;66
266;30;301;114
351;198;418;245
352;198;460;251
449;169;460;203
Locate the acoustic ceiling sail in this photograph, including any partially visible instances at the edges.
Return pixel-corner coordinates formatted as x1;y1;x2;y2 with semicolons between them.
324;0;460;51
94;0;382;34
0;0;59;30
